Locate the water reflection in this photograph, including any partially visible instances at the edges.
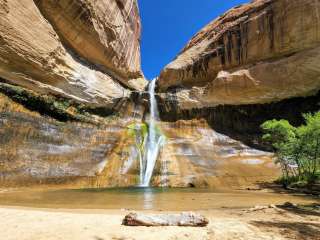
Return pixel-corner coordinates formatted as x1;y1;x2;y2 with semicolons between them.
142;187;154;210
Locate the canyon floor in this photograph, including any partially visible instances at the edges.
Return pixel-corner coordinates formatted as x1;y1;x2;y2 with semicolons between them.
1;199;319;240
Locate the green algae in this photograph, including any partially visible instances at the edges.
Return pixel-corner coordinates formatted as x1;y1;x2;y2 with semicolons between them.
0;81;118;123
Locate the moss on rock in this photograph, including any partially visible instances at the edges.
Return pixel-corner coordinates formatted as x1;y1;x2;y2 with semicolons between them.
0;80;118;123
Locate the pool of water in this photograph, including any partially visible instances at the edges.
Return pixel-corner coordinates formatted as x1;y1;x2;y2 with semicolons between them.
0;187;318;211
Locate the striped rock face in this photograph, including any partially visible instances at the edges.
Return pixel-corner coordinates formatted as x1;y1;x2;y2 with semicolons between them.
34;0;143;82
0;90;279;188
158;0;320;108
0;0;144;107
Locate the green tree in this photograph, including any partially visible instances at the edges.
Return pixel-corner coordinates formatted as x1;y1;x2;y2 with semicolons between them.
261;112;320;185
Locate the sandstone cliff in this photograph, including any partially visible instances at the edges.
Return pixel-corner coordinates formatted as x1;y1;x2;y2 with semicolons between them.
34;0;143;85
158;0;320;108
0;0;145;107
0;0;148;187
0;0;295;188
157;0;320;150
0;86;279;188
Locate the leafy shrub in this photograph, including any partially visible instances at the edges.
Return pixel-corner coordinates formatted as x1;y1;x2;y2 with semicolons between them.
261;112;320;185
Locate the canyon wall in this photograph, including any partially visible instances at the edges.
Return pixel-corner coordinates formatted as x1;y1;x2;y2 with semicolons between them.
157;0;320;148
158;0;320;107
0;0;145;107
0;86;147;188
2;0;314;188
0;83;278;189
0;0;148;188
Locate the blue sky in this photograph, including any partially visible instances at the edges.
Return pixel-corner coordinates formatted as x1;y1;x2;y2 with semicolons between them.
138;0;249;79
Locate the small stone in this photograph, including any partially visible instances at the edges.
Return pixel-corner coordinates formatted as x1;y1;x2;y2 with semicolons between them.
282;202;297;208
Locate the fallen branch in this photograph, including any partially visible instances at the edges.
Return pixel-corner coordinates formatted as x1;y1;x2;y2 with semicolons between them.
122;212;209;227
245;204;285;213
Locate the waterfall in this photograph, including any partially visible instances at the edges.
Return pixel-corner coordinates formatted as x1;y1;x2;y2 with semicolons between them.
140;78;165;187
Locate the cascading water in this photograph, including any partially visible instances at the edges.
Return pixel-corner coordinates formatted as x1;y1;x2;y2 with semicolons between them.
140;78;165;187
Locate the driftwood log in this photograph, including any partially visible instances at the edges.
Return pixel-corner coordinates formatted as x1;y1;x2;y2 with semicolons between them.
122;212;209;227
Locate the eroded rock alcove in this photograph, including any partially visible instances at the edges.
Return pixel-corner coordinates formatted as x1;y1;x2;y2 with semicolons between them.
0;0;319;189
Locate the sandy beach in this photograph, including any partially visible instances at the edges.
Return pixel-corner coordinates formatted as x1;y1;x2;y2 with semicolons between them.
1;205;319;240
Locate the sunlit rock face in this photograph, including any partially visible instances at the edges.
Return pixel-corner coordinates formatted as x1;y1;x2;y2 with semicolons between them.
0;0;310;189
0;89;146;188
34;0;143;85
0;0;144;108
0;86;279;189
151;120;279;188
158;0;320;108
0;0;148;188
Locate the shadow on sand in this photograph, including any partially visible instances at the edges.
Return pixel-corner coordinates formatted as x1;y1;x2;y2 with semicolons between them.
257;182;320;196
251;221;320;240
